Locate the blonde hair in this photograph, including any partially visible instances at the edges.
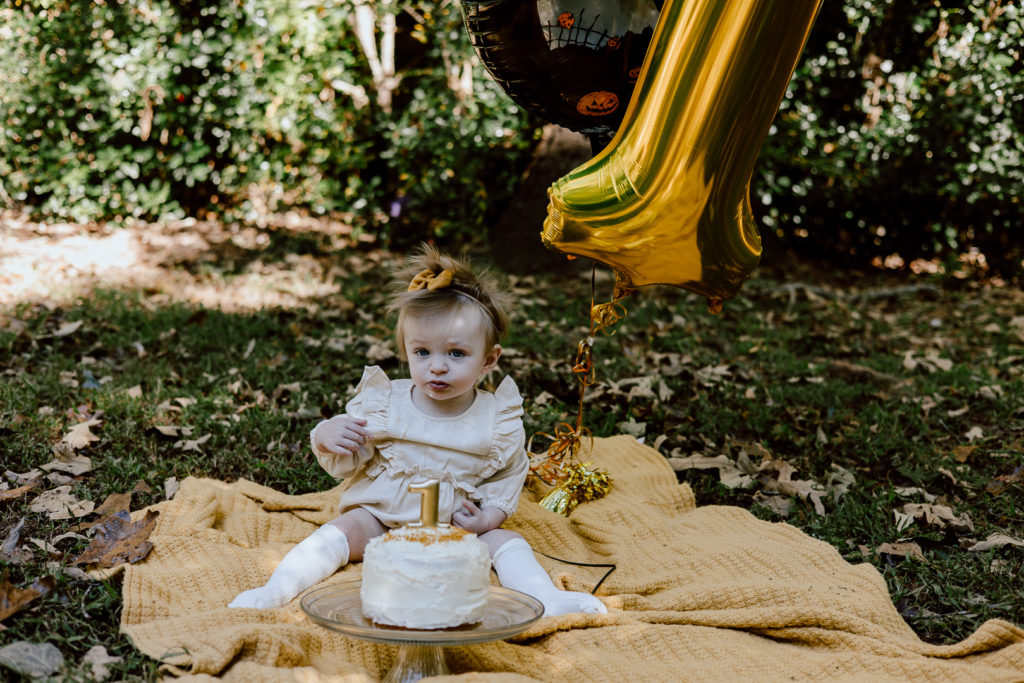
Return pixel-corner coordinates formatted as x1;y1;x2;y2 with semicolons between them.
389;245;511;361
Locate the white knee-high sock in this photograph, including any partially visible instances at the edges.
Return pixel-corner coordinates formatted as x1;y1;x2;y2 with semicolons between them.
229;523;350;609
491;538;606;616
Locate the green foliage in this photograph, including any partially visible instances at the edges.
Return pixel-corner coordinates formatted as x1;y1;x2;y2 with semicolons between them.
756;1;1023;275
2;1;1020;267
0;0;537;241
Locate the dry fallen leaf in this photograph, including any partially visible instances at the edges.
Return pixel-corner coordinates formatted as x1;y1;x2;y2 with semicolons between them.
0;640;64;677
53;320;84;337
63;418;102;449
752;491;792;517
0;575;56;625
877;541;926;561
901;503;974;532
616;418;646;438
28;486;96;520
967;534;1024;552
71;509;159;568
952;445;979;463
760;459;827;515
82;645;122;682
0;482;40;502
73;491;133;532
964;426;985;442
175;433;212;453
40;450;93;476
1;518;31;564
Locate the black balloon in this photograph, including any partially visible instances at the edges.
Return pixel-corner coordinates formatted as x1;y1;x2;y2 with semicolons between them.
460;0;660;143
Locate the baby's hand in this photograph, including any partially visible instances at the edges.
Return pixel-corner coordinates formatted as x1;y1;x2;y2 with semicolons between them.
313;416;370;457
452;501;506;535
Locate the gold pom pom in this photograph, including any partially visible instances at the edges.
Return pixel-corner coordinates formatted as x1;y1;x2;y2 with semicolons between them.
539;463;612;516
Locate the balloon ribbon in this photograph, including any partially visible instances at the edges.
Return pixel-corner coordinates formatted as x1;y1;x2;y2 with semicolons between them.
529;269;632;514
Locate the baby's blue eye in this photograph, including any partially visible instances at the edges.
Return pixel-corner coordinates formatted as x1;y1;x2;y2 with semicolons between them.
449;349;466;358
413;348;429;356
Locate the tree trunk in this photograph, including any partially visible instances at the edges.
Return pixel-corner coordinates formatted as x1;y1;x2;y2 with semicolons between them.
488;124;593;275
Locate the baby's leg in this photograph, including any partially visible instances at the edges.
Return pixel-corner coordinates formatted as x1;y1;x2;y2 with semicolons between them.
480;530;607;617
229;508;385;609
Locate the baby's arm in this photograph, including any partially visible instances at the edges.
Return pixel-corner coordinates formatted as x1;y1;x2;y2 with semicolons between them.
312;415;370;456
452;501;507;535
310;415;372;479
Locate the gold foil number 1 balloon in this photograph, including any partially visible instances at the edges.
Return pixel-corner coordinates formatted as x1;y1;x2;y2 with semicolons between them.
543;0;823;304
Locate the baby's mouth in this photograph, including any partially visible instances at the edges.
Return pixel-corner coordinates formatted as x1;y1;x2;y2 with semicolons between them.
428;381;449;392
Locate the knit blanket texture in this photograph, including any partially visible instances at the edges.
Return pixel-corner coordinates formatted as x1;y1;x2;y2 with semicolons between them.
121;435;1024;681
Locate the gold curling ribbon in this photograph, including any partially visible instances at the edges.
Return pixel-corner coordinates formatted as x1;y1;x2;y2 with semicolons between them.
539;463;612;516
528;422;593;485
527;271;631;514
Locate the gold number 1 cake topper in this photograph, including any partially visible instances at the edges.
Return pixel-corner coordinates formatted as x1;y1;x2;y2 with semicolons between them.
408;480;449;528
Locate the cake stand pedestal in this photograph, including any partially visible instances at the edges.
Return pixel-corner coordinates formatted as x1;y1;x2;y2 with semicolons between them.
301;582;544;683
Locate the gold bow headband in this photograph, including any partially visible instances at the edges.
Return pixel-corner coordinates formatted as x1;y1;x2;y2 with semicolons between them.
408;268;454;292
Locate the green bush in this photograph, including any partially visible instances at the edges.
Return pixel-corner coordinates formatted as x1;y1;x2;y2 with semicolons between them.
2;1;1020;271
0;0;538;241
755;0;1023;276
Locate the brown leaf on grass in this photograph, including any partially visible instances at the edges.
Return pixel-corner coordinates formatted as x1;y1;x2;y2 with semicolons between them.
53;320;84;337
752;491;792;517
900;503;974;532
0;640;63;676
40;448;92;476
967;534;1024;552
0;482;40;502
72;491;133;532
82;645;122;682
825;359;898;385
761;459;827;515
28;486;95;520
63;418;102;449
953;445;979;463
0;575;56;625
71;509;159;568
877;541;926;561
987;465;1024;495
964;426;985;442
92;492;132;519
152;424;181;437
5;469;44;486
175;433;212;453
1;518;32;564
669;454;756;489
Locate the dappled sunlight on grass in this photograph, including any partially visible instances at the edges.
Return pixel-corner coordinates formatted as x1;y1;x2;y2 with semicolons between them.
0;213;364;312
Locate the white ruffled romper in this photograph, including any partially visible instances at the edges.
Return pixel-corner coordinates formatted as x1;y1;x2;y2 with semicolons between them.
310;366;529;527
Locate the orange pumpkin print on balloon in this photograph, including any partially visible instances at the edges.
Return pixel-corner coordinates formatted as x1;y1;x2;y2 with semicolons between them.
558;12;574;29
607;36;622;49
628;66;642;83
576;91;619;117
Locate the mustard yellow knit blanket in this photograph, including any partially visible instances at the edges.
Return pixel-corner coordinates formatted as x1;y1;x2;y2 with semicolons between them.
121;435;1024;681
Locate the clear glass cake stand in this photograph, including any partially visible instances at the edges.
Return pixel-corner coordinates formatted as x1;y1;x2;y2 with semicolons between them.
301;582;544;683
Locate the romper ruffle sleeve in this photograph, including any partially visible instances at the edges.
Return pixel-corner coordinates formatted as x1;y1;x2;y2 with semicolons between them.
309;366;391;479
474;375;529;517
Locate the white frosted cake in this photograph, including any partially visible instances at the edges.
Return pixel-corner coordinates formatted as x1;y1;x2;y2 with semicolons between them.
360;525;491;629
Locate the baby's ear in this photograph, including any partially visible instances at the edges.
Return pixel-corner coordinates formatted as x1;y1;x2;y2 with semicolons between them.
482;344;502;372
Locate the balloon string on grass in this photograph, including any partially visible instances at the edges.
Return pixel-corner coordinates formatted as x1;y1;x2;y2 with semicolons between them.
529;266;631;512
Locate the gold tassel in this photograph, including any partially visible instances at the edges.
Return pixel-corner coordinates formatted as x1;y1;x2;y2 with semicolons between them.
539;463;612;516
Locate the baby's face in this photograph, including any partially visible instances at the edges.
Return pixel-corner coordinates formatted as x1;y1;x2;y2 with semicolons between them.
402;308;501;417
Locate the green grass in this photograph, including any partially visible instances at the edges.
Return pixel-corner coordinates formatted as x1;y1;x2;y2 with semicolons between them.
1;229;1022;679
